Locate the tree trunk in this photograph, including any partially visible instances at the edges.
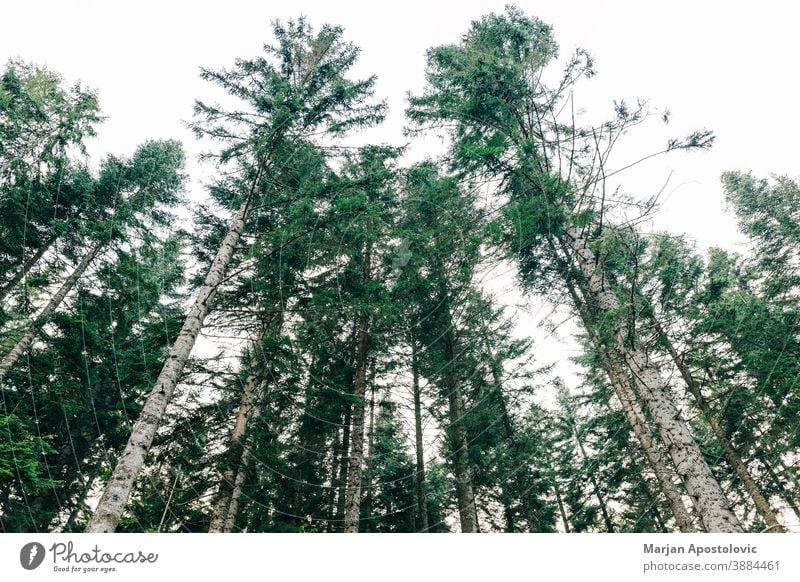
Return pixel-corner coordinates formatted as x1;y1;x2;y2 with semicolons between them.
223;460;249;532
343;242;373;533
61;474;93;532
565;279;696;532
0;238;103;384
361;378;377;532
649;496;668;531
208;474;234;533
342;309;370;532
0;237;54;308
334;404;351;530
156;472;180;533
209;312;283;532
758;454;800;523
208;367;263;532
486;353;538;532
327;425;342;532
410;336;429;532
651;315;786;532
564;227;742;533
609;360;697;532
553;476;571;533
501;486;516;532
443;327;478;533
86;180;259;532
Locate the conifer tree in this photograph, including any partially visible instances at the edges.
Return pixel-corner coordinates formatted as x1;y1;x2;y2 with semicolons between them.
408;7;742;532
87;19;385;532
0;61;102;316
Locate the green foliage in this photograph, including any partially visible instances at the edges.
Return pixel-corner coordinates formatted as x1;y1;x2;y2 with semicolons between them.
191;17;385;170
362;394;416;532
0;61;103;315
723;171;800;297
407;7;570;175
0;232;187;531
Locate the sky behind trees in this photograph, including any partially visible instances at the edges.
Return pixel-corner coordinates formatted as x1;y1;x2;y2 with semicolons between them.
2;1;797;252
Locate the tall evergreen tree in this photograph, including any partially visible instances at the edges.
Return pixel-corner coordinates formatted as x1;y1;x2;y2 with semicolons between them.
407;6;742;532
87;18;385;532
0;61;102;318
0;140;184;385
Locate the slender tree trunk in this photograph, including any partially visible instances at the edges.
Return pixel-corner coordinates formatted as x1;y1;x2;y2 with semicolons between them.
443;327;478;533
0;239;103;384
86;178;260;532
501;487;516;532
0;237;54;307
650;496;668;531
565;279;696;532
472;495;481;533
651;315;786;532
343;242;373;533
564;227;742;532
62;476;93;532
223;459;249;532
335;404;351;530
410;336;429;532
209;312;283;532
553;476;571;533
156;472;180;533
208;475;234;533
520;492;537;533
342;310;371;532
328;424;342;532
758;453;800;523
486;353;537;531
361;378;377;532
208;367;263;532
476;342;513;534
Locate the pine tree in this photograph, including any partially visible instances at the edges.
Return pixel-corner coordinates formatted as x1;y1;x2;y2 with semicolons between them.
396;164;485;532
362;391;416;532
87;18;385;532
0;61;102;311
0;232;185;532
407;7;742;532
629;233;788;531
0;140;185;385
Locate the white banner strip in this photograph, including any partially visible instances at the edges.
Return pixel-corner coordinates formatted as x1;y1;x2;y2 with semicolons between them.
1;533;797;581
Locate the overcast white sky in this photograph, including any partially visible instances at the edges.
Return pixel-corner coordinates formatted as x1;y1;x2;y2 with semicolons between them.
3;0;798;246
3;0;799;387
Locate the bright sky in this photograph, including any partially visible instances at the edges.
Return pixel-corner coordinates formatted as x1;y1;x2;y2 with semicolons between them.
3;0;798;246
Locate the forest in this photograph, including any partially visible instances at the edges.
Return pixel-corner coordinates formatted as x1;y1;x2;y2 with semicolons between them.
0;7;798;534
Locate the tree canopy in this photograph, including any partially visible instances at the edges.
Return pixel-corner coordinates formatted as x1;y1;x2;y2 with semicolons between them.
1;9;797;534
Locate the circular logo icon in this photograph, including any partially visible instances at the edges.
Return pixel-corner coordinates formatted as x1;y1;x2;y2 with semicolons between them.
20;542;46;570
